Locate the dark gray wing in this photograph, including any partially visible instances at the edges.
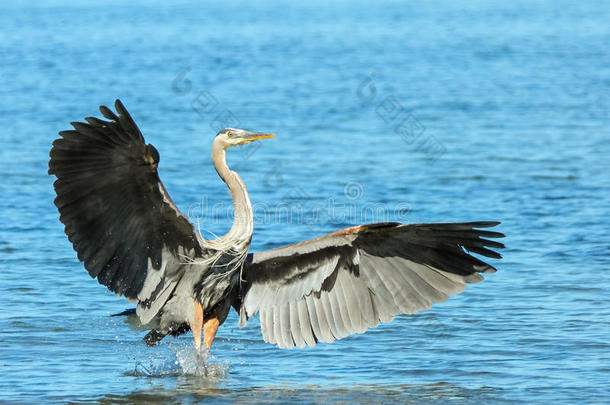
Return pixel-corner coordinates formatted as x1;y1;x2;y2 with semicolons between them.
49;100;206;322
238;222;504;349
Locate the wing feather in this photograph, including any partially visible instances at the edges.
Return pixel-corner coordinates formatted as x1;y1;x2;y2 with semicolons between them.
327;279;350;338
312;294;335;343
49;100;206;318
288;301;305;348
270;306;280;347
279;304;293;349
357;255;400;317
316;292;335;339
261;308;272;344
338;269;363;333
239;222;504;348
307;295;333;343
297;299;317;347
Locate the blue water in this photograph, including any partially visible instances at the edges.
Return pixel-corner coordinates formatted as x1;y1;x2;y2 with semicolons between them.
1;0;609;403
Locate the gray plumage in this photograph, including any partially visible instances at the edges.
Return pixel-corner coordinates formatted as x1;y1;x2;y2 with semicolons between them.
49;100;504;352
238;222;504;349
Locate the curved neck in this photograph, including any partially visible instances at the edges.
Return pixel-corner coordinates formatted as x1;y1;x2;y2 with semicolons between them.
211;139;253;247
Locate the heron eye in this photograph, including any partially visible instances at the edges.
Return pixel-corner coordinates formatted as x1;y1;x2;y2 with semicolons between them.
227;131;233;138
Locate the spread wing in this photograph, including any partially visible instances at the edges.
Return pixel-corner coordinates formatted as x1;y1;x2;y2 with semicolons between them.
49;100;206;322
238;222;504;349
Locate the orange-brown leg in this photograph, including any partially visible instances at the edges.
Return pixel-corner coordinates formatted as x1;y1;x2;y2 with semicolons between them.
203;316;220;351
191;300;204;352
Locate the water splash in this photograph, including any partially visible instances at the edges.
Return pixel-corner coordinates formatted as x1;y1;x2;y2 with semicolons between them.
173;345;229;379
126;344;229;380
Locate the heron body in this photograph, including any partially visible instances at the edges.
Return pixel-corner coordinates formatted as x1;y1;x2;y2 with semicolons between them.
49;100;504;352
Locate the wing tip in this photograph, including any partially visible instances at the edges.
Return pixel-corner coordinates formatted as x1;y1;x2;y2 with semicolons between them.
471;221;501;228
114;99;129;119
99;103;119;121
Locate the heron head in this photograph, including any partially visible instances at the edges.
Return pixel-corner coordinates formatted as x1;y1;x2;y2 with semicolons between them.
216;128;275;148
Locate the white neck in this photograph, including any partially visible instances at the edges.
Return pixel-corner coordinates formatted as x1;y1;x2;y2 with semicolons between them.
211;139;253;248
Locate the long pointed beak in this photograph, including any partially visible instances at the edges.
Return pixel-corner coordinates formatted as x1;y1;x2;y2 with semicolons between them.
243;132;275;141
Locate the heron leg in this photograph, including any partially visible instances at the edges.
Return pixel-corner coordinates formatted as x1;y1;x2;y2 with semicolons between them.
192;300;204;352
203;316;220;351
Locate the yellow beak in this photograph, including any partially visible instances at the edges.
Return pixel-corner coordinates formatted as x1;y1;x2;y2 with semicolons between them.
247;133;275;141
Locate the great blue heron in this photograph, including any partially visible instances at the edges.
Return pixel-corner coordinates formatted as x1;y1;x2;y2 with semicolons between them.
48;100;504;352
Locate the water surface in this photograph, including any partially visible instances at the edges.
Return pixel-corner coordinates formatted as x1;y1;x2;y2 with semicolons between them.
0;0;609;403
